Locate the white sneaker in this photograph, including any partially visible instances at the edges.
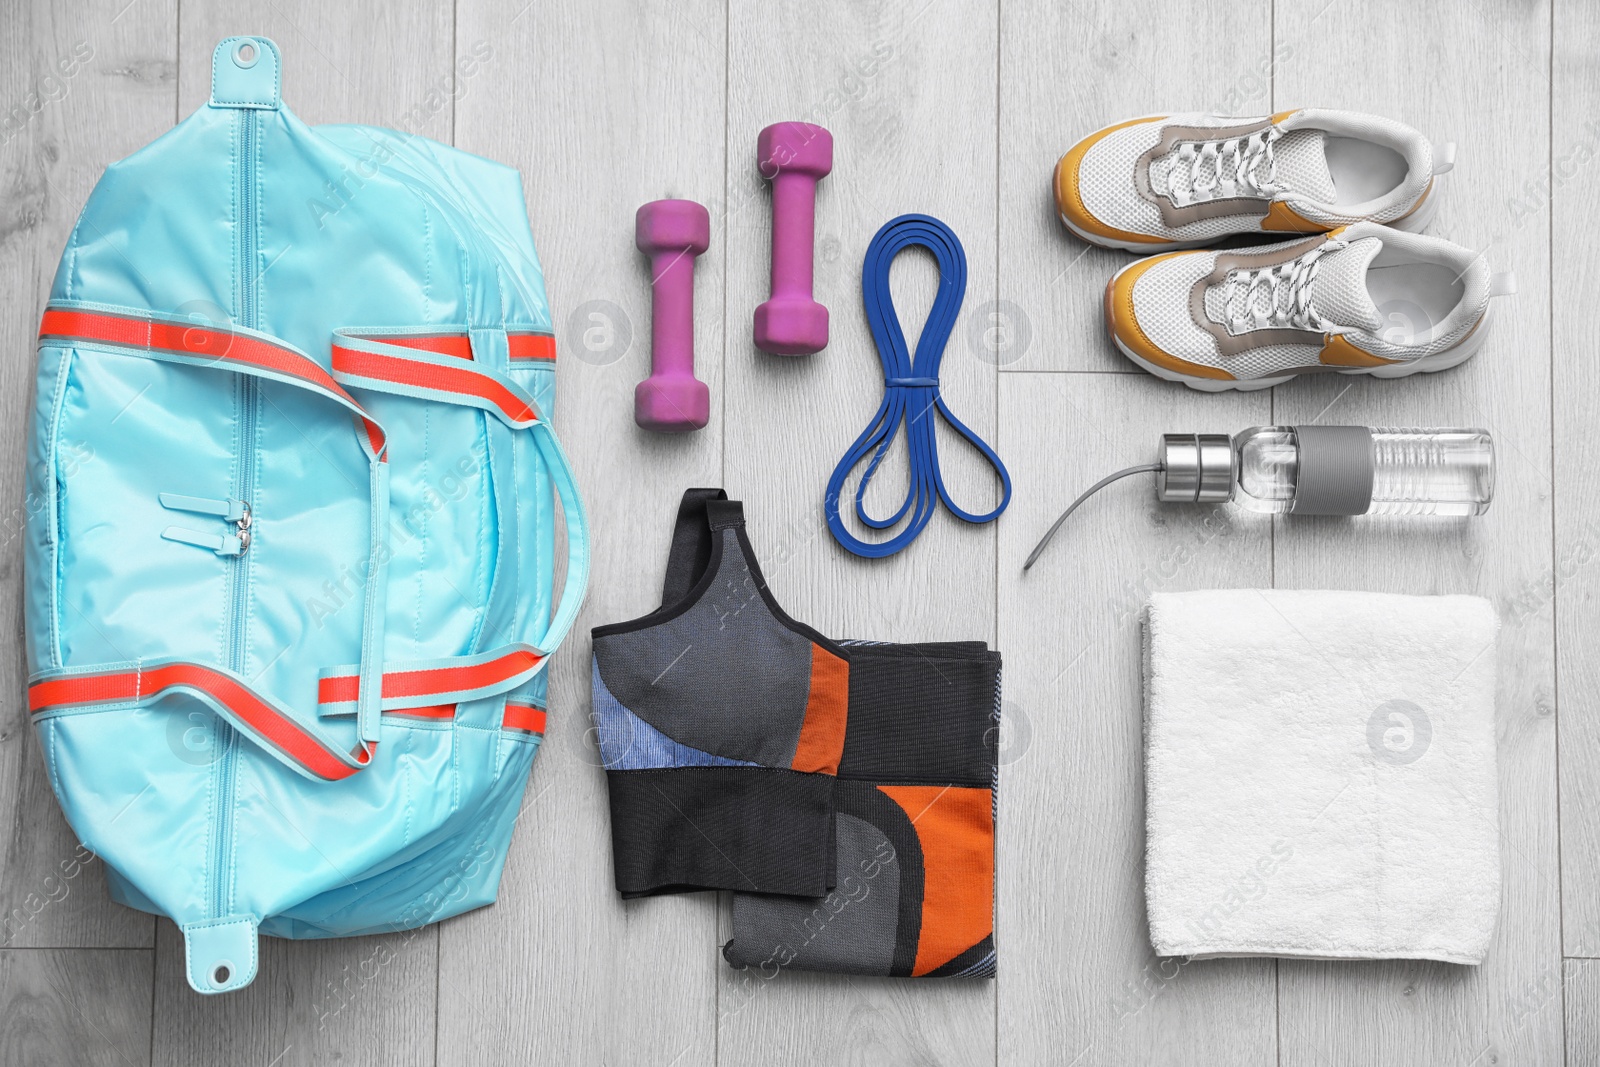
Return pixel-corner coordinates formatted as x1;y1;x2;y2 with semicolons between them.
1103;223;1514;391
1056;109;1453;252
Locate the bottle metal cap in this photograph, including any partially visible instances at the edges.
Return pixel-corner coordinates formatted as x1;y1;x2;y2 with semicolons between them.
1156;433;1234;504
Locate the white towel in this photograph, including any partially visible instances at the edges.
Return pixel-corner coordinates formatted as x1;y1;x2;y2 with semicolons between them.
1142;589;1500;964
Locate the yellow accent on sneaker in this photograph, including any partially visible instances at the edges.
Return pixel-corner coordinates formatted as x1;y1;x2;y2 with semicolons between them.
1056;117;1174;246
1319;334;1400;368
1260;200;1329;233
1104;254;1236;381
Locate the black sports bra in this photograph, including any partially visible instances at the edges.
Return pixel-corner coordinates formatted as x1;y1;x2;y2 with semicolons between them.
590;489;1001;979
590;488;851;897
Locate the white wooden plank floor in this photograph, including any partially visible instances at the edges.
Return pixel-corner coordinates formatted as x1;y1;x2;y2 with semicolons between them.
0;0;1586;1064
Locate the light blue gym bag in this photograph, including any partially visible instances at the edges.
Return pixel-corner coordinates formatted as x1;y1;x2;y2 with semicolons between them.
23;37;588;994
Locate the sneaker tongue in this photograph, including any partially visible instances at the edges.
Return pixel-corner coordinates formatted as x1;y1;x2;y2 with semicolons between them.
1273;129;1336;203
1308;237;1383;332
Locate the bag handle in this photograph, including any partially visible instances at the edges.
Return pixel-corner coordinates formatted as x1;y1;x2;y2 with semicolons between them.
310;417;590;717
528;417;590;654
40;305;388;461
326;327;589;699
30;659;384;781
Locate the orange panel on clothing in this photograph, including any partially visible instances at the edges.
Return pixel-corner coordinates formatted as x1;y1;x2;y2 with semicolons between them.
878;784;995;976
790;644;850;774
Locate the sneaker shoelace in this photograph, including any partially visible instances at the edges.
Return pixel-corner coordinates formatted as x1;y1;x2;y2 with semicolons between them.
1222;240;1345;334
1165;127;1283;207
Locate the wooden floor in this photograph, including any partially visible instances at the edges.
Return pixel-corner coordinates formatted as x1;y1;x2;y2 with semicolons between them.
0;0;1593;1063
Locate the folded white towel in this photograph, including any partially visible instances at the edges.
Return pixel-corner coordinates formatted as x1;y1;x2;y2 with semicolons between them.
1143;589;1500;964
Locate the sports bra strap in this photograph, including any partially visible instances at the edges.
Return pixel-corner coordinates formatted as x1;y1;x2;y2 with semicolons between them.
661;488;727;607
705;499;745;530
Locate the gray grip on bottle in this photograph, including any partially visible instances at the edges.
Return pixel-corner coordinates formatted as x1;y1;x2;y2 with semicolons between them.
1290;425;1374;515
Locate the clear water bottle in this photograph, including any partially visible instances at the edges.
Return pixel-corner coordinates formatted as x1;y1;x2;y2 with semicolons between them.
1026;425;1494;569
1229;427;1495;516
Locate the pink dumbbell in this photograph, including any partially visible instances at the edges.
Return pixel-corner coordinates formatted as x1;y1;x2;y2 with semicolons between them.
754;122;832;356
635;199;711;433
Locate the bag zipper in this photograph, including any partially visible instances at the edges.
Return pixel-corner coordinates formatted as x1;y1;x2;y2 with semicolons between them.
211;108;260;923
159;494;252;555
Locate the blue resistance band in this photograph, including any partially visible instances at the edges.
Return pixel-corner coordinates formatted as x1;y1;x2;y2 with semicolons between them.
824;214;1011;558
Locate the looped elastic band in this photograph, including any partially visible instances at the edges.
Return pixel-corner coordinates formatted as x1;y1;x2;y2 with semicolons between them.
824;214;1011;558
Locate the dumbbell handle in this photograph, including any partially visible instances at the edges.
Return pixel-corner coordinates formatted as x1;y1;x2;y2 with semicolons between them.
769;171;817;301
648;248;697;380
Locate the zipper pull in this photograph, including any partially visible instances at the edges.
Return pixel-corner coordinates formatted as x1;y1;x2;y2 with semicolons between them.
160;493;249;523
162;526;247;557
159;494;252;555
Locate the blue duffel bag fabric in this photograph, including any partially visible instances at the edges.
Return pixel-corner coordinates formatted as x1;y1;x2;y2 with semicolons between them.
22;36;588;993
